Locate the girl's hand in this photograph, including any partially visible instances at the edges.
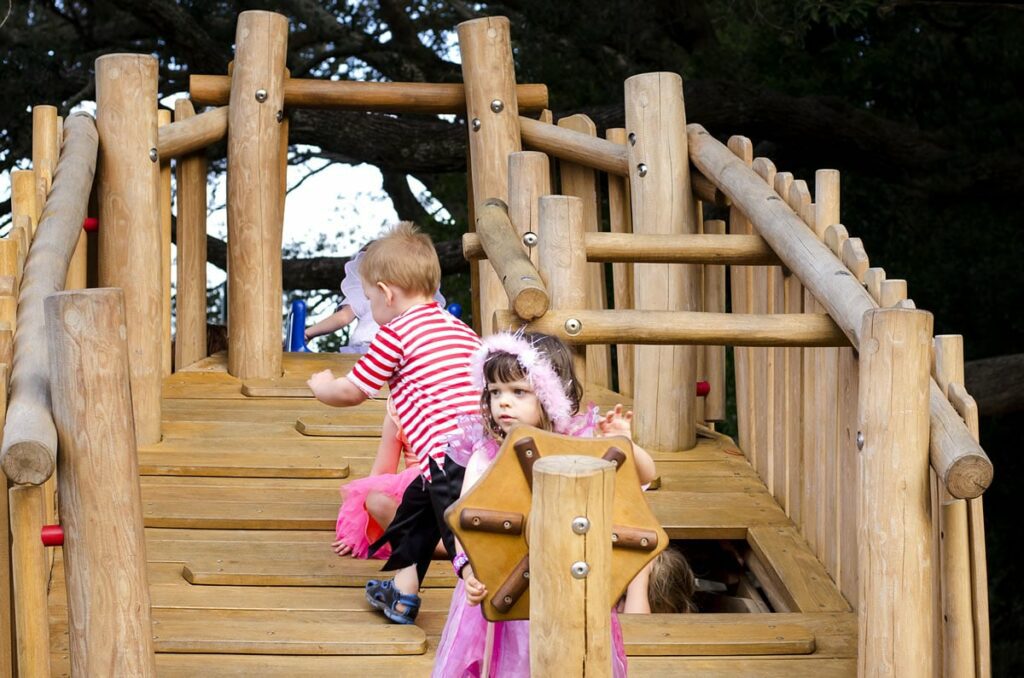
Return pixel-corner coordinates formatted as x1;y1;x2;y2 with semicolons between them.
599;404;634;438
331;538;354;557
463;566;488;605
307;369;336;397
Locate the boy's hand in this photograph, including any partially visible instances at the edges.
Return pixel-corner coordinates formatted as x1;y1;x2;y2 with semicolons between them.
307;369;336;398
463;566;488;605
598;403;634;437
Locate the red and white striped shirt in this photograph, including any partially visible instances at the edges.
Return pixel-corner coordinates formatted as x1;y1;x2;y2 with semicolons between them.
346;302;482;480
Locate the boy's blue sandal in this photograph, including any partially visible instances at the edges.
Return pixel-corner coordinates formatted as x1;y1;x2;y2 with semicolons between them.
365;578;421;624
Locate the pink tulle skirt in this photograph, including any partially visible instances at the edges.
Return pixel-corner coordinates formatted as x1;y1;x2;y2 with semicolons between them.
334;466;420;559
432;580;629;677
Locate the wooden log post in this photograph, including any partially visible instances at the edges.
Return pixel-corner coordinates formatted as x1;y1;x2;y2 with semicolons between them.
95;54;162;445
32;106;59;222
45;288;156;675
858;307;936;677
703;219;727;421
558;114;611;389
507;151;551;269
8;484;50;677
157;106;229;158
726;137;755;461
625;72;699;452
473;198;548;320
606;128;634;397
158;109;173;375
687;125;991;499
1;114;99;486
0;368;11;678
536;196;587;376
933;335;977;678
226;10;288;378
459;16;523;337
530;455;614;677
173;99;209;370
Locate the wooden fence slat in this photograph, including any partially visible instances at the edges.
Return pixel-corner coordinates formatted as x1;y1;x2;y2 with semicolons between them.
606;128;633;397
726;137;754;460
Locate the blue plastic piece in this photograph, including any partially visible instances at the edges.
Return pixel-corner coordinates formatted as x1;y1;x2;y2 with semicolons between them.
286;299;310;352
446;302;463;318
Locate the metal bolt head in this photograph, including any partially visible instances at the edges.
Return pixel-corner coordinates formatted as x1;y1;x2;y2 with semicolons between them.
856;431;865;451
564;318;582;336
255;89;268;103
628;132;637;146
637;163;648;177
471;118;481;132
472;517;481;526
522;231;539;248
503;520;512;530
276;109;284;123
571;561;590;579
525;449;533;458
571;516;590;535
149;148;158;162
490;99;504;113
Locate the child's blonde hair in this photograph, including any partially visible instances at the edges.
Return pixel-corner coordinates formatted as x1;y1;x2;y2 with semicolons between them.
359;222;441;297
648;547;697;613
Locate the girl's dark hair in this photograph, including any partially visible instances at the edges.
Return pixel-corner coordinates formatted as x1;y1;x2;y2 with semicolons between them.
480;333;583;438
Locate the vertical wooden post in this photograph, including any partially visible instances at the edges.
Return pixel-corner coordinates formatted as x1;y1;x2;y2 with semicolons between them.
606;128;633;397
508;151;550;268
624;72;698;452
11;170;38;241
45;288;156;676
95;54;162;445
727;137;755;458
0;369;12;678
8;484;50;677
703;219;727;421
530;455;614;677
537;196;586;377
226;10;288;379
32;105;59;220
173;99;208;370
158;108;173;375
858;307;935;677
459;16;523;336
558;114;611;389
933;335;977;678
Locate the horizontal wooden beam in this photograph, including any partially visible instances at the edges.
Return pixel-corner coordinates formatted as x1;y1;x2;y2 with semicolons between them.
475;198;548;320
464;232;780;265
687;122;992;499
190;75;549;113
495;309;850;348
157;106;228;158
519;115;628;175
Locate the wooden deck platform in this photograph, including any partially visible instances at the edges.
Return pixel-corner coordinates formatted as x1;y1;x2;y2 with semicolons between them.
46;352;856;676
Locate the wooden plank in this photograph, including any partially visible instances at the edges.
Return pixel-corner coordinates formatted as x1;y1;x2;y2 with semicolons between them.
727;137;755;460
620;615;814;656
649;492;789;538
746;526;851;613
152;654;437;677
138;448;350;479
142;483;339;505
144;499;338;530
295;415;382;437
183;556;456;588
150;608;426;655
606;127;634;397
629;658;855;677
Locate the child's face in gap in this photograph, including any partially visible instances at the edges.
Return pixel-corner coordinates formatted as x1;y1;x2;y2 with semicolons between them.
488;379;543;435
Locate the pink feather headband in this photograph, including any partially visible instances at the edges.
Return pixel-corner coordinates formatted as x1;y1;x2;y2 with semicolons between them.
468;332;575;432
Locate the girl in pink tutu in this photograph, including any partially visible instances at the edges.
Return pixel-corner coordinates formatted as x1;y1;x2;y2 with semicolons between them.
433;331;655;677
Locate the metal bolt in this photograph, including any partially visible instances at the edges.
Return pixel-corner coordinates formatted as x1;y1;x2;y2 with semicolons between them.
637;163;648;177
564;318;582;336
571;561;590;579
525;449;533;458
611;533;619;542
503;520;512;530
523;571;529;579
490;99;504;113
522;231;538;248
628;132;637;146
148;148;158;162
276;109;284;123
640;537;649;547
255;89;268;103
472;517;481;526
856;431;865;451
471;118;481;132
571;516;590;535
504;595;513;604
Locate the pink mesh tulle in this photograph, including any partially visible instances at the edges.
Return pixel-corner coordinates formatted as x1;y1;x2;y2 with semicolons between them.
334;466;420;559
432;580;628;677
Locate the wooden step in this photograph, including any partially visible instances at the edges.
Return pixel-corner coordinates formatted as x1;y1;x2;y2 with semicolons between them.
182;555;457;588
746;526;851;613
144;500;337;529
242;377;390;399
296;415;382;437
150;608;426;655
627;657;856;677
142;483;340;505
648;491;790;538
151;654;437;677
138;447;351;479
619;614;814;656
146;538;341;563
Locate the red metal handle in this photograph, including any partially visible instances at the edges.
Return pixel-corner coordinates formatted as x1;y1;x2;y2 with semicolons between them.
696;381;710;397
83;217;99;232
41;524;64;547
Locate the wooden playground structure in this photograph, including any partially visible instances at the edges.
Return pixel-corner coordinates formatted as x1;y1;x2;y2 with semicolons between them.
0;10;994;676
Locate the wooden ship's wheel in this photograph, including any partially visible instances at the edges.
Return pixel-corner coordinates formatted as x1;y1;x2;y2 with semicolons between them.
445;425;668;622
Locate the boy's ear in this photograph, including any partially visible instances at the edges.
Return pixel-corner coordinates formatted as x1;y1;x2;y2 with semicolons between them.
377;281;395;304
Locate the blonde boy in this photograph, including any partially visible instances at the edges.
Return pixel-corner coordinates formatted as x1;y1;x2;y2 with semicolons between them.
308;222;481;624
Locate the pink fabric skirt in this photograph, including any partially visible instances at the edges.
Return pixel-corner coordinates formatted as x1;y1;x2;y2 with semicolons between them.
334;466;420;559
432;580;629;677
